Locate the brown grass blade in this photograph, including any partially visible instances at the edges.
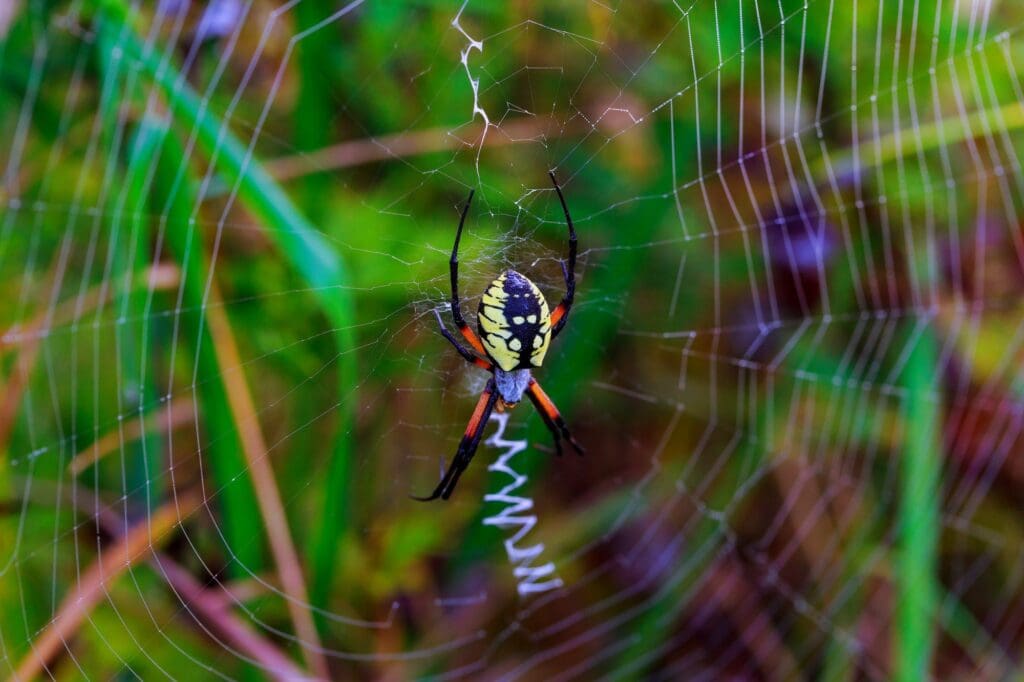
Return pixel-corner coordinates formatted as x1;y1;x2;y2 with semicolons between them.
0;264;179;355
702;557;802;678
8;491;201;681
153;558;311;681
0;264;180;458
265;115;576;181
0;329;42;451
10;479;309;681
67;396;194;476
204;282;329;680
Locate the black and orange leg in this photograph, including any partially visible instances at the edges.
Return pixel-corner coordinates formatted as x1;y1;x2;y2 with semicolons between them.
412;379;499;501
449;188;488;356
548;172;577;338
527;377;584;456
435;309;492;371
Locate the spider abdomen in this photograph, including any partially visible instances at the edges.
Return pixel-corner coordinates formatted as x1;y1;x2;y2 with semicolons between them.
477;270;551;371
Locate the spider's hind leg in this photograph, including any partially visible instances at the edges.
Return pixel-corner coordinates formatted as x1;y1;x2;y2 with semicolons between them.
411;379;499;501
527;378;584;456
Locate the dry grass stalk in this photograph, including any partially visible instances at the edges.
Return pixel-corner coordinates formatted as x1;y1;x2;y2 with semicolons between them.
265;115;573;181
0;263;180;355
8;492;201;681
154;559;312;681
0;264;180;461
67;397;194;476
12;478;309;681
203;282;329;680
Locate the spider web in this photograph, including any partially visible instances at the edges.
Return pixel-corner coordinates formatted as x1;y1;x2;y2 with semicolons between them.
2;0;1024;678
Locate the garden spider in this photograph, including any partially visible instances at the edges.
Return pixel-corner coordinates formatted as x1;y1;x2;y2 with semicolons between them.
412;172;584;502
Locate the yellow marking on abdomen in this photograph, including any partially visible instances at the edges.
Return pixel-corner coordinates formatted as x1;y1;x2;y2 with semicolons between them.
484;333;521;371
479;304;511;338
530;331;551;366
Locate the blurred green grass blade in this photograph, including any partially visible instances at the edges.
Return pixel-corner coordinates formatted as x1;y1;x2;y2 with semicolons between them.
95;17;163;514
94;4;263;572
774;316;942;679
118;114;165;514
294;1;335;223
817;100;1024;182
821;635;856;682
896;322;940;681
141;110;266;573
97;1;357;607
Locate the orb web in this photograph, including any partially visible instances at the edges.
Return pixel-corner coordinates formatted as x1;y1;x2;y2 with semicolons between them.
1;0;1023;679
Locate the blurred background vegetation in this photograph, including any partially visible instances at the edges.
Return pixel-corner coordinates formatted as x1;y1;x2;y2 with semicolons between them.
3;0;1024;679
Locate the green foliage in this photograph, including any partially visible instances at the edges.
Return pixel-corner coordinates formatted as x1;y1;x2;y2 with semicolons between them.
2;0;1024;678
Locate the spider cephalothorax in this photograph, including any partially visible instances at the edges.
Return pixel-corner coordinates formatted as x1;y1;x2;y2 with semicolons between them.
412;172;584;501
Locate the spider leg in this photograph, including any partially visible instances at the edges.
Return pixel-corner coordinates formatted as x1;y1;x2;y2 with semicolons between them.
435;309;493;371
411;379;499;501
527;378;584;455
548;171;577;338
526;386;564;457
449;189;488;356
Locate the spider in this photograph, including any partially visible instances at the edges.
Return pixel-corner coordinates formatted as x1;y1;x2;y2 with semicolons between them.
412;172;585;502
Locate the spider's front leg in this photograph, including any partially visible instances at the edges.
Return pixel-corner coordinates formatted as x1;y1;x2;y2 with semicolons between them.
434;309;493;371
411;379;499;501
548;171;578;338
448;189;489;357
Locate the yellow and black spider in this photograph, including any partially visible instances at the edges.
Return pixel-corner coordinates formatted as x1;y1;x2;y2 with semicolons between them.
413;172;584;502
